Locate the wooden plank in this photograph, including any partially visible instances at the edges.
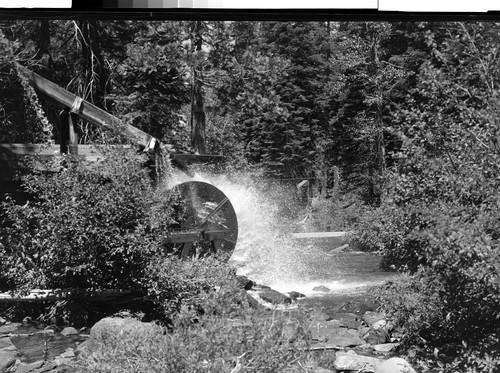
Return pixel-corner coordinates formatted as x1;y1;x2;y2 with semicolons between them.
305;343;344;351
0;144;60;155
170;153;225;165
328;244;350;252
0;289;133;302
18;67;161;152
165;230;230;243
291;231;350;239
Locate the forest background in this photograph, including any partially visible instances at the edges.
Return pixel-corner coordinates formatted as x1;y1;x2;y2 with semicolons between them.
0;20;500;372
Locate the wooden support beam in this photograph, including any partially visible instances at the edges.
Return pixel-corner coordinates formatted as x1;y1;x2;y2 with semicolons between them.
291;231;350;239
59;110;78;155
164;229;230;244
18;67;160;153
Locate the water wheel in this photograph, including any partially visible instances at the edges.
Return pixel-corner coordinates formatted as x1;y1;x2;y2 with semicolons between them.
164;181;238;260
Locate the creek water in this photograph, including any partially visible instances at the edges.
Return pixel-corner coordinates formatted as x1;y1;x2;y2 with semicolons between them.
167;171;398;300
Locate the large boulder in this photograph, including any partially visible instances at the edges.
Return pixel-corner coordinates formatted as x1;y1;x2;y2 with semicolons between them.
83;317;162;352
374;357;416;373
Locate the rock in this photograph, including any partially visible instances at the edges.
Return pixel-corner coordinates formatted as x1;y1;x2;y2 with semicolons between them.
363;311;386;327
311;367;335;373
90;317;162;346
25;361;57;373
312;285;330;293
338;301;368;314
235;275;254;290
309;320;342;341
0;318;6;327
75;339;97;355
0;337;17;373
356;343;374;351
242;291;263;309
60;327;79;336
358;326;371;337
21;317;32;326
327;313;361;329
364;328;389;345
373;343;400;353
374;357;416;373
57;348;75;359
54;347;76;366
253;288;291;305
334;350;383;372
14;360;44;373
372;320;388;330
310;321;365;347
328;328;365;347
0;323;22;336
288;291;306;300
0;357;16;373
308;311;331;323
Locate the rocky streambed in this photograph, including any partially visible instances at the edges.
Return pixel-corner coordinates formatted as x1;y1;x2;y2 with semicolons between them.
0;280;416;373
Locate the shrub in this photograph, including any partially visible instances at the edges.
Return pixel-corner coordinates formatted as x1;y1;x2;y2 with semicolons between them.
0;147;173;293
347;202;426;270
145;253;242;319
75;289;313;373
374;198;500;371
377;273;500;373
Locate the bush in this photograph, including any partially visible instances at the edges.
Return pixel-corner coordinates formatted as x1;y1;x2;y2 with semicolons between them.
75;289;313;373
347;202;426;269
0;147;174;293
145;253;242;319
377;273;500;373
373;197;500;371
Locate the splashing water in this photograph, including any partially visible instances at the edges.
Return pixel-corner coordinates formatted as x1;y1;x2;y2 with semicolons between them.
164;170;397;297
165;171;312;282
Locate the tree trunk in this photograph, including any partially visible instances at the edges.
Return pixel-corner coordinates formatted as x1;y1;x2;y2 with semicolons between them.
370;29;388;203
190;21;207;154
77;20;109;109
35;20;50;60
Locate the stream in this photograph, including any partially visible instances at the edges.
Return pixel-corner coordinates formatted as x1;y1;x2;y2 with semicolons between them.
169;171;399;301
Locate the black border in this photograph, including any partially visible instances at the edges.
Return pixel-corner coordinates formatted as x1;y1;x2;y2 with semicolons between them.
0;9;499;21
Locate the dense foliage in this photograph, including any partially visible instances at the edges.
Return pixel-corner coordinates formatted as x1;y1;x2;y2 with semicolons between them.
0;148;172;292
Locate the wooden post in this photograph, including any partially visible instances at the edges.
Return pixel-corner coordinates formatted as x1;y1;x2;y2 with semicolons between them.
297;180;309;202
321;167;328;197
60;110;78;155
332;166;340;194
